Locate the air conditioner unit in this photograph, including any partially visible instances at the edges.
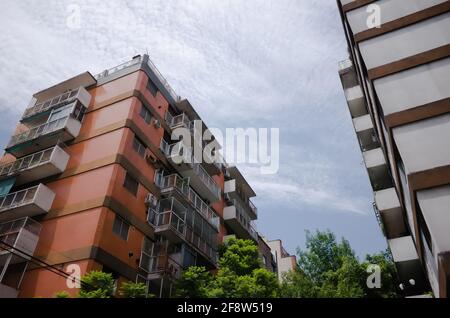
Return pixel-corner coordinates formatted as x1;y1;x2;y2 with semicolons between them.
146;152;163;168
152;118;161;129
225;193;233;205
145;193;158;207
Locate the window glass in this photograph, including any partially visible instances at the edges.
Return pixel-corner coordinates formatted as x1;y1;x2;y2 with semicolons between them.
124;172;139;196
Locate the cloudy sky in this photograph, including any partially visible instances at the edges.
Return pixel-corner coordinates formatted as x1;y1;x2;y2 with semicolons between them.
0;0;386;258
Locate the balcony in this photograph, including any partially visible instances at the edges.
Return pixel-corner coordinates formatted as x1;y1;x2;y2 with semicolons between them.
374;188;407;239
223;200;258;242
388;236;428;295
0;146;69;186
0;217;41;261
182;163;221;203
22;87;91;122
353;114;379;151
344;85;367;118
362;148;392;191
161;139;221;201
338;58;359;89
156;173;220;229
0;184;55;222
148;197;187;243
160;140;193;173
147;196;218;266
0;217;41;296
6;115;82;158
224;179;257;220
146;254;183;281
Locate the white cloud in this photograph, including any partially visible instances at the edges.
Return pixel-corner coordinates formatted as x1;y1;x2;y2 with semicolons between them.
0;0;385;254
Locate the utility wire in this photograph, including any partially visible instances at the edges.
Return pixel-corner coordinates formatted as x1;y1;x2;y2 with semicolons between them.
0;241;97;293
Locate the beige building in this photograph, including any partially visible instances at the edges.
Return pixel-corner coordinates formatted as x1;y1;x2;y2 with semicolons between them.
337;0;450;298
265;239;297;282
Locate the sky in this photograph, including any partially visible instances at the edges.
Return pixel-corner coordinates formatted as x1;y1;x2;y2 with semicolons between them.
0;0;387;258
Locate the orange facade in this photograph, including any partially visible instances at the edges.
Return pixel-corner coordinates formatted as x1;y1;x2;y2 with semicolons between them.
0;56;258;298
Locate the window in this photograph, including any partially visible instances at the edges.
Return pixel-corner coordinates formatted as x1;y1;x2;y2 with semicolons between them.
146;79;158;97
139;105;152;124
112;215;129;241
48;103;73;122
124;172;139;196
132;135;146;158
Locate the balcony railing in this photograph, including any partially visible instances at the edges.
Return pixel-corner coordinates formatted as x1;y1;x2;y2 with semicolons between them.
147;254;183;280
7;116;71;149
0;187;39;213
148;208;186;236
146;58;181;103
95;56;142;80
248;199;258;218
192;163;221;199
234;199;258;240
0;147;54;178
0;217;41;247
156;174;219;229
23;88;82;119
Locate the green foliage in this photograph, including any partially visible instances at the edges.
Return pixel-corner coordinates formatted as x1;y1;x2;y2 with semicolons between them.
218;238;261;276
119;281;149;298
175;238;279;298
284;230;401;298
297;230;356;285
54;291;70;298
78;271;115;298
174;266;213;298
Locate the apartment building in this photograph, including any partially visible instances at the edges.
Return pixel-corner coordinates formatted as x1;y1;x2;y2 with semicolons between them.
265;239;297;282
0;54;259;298
337;0;450;297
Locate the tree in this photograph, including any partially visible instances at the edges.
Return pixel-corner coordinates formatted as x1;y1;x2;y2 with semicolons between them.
362;250;400;298
54;291;70;298
297;230;356;285
119;281;150;298
283;230;401;298
218;238;261;276
175;238;279;298
78;271;115;298
174;266;213;298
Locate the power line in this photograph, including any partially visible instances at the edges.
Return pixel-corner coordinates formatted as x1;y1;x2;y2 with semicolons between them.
0;241;97;293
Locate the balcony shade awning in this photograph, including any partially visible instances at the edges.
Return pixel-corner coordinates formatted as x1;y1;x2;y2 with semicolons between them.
33;72;97;103
0;177;16;197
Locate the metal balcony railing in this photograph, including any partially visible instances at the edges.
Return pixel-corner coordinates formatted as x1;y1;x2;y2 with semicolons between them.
147;254;183;279
0;217;42;254
146;58;181;103
0;147;55;178
0;186;39;213
23;88;81;119
248;199;258;217
95;56;142;80
148;208;186;236
192;163;221;199
7;116;70;149
231;199;258;241
156;174;219;229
